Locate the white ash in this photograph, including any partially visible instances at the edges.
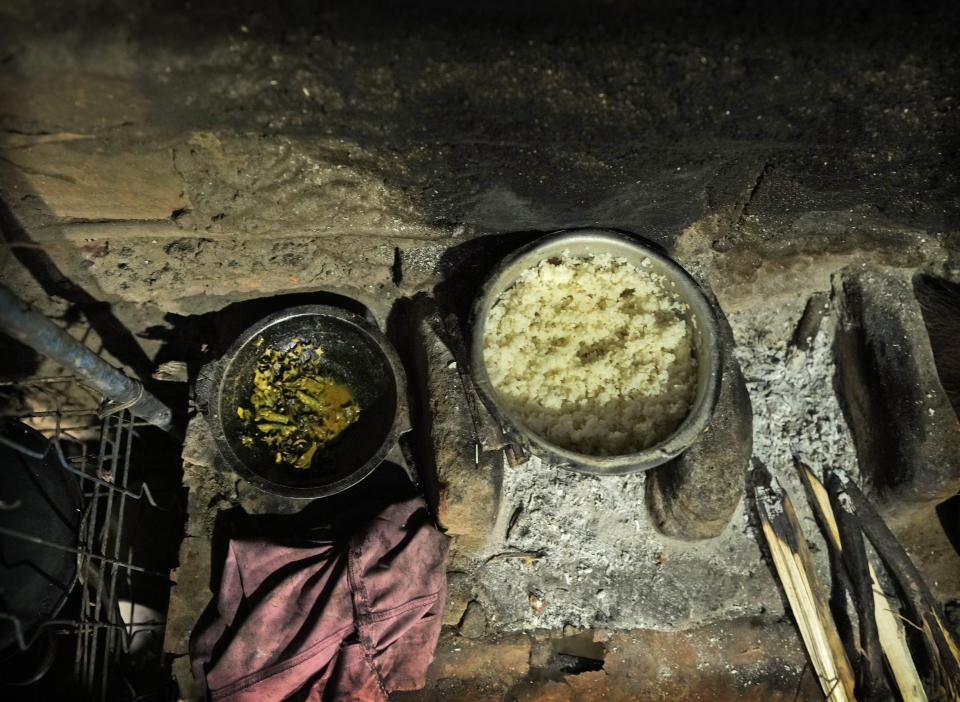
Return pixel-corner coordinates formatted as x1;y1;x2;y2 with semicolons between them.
476;454;777;631
473;295;857;631
730;302;859;485
730;300;858;584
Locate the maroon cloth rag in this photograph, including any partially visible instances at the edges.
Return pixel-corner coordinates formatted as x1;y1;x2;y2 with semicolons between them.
190;497;449;701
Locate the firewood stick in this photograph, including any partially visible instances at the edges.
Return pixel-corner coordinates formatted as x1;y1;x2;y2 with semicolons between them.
831;470;960;699
796;459;860;665
796;461;927;702
756;477;857;702
830;485;890;700
869;557;928;702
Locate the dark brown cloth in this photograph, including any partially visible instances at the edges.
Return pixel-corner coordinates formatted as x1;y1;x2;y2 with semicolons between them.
190;497;448;701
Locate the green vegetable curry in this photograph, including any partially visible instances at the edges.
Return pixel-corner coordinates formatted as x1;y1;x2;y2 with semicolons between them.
237;338;361;469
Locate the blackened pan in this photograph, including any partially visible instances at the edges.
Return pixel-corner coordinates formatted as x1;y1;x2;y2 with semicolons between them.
206;305;407;498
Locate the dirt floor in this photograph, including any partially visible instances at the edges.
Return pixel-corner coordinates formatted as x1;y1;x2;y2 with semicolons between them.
2;1;960;700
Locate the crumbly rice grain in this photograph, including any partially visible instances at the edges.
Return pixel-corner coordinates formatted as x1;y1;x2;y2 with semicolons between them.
482;251;697;455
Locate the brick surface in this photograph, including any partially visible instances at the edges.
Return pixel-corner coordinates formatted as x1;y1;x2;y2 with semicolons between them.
0;141;188;221
402;298;502;564
834;265;960;507
645;300;751;540
429;631;531;682
397;619;823;702
0;73;148;132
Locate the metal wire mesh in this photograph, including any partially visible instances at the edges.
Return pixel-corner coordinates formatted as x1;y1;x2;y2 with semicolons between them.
0;375;173;699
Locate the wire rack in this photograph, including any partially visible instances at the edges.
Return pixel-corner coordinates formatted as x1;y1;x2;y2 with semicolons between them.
0;375;175;700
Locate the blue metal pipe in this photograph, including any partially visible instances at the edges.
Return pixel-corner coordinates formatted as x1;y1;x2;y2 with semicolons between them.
0;284;173;431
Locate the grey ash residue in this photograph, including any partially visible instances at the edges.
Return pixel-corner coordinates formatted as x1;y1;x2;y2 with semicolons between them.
474;294;855;631
730;303;859;485
477;454;773;632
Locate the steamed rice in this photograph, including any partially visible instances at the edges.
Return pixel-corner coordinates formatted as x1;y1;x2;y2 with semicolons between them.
481;251;697;456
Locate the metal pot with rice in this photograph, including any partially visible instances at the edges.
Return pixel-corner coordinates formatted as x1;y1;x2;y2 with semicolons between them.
470;229;721;475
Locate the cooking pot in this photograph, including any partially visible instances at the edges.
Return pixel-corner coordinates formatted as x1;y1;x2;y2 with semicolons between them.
469;229;722;475
205;305;407;499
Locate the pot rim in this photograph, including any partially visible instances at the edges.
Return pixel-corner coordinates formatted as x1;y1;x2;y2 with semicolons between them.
469;229;722;475
206;304;407;498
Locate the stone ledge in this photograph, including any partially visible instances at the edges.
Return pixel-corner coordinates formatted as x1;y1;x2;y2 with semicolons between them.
833;265;960;508
396;619;821;702
645;296;752;540
0;141;188;221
